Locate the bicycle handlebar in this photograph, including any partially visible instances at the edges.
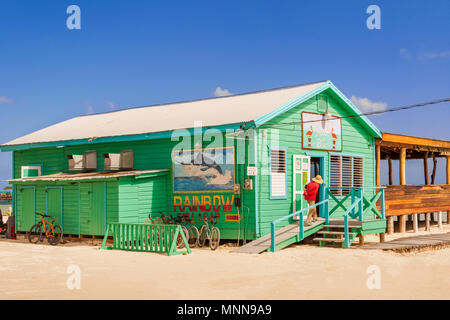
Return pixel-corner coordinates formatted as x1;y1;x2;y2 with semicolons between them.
35;212;51;218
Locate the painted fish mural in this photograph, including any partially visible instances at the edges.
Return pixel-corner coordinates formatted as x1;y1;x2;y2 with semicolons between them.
173;147;235;192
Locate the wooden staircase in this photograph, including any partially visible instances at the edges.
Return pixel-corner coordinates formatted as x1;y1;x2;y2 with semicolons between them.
232;218;325;254
313;218;361;247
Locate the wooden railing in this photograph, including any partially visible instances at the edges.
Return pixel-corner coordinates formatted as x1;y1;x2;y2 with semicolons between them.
270;199;329;252
384;184;450;216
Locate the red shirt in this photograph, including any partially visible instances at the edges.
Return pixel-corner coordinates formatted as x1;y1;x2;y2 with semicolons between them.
304;181;319;201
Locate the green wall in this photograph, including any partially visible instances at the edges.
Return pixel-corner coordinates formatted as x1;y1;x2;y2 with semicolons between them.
12;132;258;239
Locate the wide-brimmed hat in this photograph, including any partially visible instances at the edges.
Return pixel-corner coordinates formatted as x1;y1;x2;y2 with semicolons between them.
312;175;323;184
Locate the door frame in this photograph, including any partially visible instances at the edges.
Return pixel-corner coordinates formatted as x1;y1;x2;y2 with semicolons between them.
306;153;326;217
292;155;310;220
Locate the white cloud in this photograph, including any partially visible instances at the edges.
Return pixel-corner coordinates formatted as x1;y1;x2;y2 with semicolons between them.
350;96;387;113
106;100;116;110
0;96;13;104
86;103;94;115
418;50;450;60
399;48;410;59
213;86;232;97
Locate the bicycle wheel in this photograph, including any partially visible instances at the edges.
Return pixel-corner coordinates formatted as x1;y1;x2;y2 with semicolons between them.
187;226;199;247
198;225;208;248
28;224;42;244
209;227;220;251
48;225;63;246
176;226;189;249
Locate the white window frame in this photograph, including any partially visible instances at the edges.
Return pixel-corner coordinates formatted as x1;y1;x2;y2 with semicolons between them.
269;147;287;199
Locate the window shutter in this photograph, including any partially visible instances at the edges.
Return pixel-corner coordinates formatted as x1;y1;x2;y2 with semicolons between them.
330;155;341;196
342;156;353;196
270;149;286;198
353;157;363;187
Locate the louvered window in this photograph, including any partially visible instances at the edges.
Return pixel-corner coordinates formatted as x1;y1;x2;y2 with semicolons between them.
270;149;287;198
329;155;364;196
353;157;363;188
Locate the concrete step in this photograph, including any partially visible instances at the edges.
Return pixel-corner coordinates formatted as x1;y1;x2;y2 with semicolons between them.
313;237;345;243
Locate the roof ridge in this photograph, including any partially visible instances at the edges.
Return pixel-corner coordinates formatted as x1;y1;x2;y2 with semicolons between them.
76;80;328;118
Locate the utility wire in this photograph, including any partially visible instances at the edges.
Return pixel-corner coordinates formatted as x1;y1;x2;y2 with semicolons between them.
261;98;450;129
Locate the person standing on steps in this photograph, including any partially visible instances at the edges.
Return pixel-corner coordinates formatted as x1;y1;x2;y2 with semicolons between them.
304;175;324;226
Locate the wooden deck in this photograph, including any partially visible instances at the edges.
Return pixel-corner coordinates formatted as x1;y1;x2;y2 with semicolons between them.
361;232;450;252
232;218;325;254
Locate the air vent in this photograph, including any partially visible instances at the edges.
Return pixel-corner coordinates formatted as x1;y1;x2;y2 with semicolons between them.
103;150;134;170
68;151;97;171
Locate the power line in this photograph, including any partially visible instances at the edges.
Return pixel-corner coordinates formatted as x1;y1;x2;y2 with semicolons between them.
261;97;450;129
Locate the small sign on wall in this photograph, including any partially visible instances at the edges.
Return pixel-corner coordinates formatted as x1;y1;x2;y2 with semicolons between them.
247;166;258;176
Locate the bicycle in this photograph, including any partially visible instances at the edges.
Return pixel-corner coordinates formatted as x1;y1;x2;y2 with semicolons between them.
198;216;220;250
179;214;199;248
146;212;189;249
28;212;63;246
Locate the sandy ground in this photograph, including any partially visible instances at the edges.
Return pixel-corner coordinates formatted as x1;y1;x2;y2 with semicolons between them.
1;224;450;300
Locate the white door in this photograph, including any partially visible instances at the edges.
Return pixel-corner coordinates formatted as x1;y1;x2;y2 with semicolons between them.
293;155;310;220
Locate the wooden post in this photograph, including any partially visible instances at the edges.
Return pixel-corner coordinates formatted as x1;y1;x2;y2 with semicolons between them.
387;216;394;234
398;148;407;233
424;152;429;185
438;212;443;228
376;144;381;186
447;156;450;224
399;147;406;185
359;234;365;246
425;213;431;231
399;215;406;233
413;214;418;232
431;154;437;185
379;233;385;243
388;157;393;185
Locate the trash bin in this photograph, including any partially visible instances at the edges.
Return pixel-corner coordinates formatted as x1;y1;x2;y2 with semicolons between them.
7;216;15;239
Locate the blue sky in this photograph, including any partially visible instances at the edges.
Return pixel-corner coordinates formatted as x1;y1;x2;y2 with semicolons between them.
0;0;449;188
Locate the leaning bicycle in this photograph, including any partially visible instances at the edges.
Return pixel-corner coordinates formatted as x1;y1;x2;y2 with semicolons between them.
28;212;63;246
198;216;220;250
146;212;189;249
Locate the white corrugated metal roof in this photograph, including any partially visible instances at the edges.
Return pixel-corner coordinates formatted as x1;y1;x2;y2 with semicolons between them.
3;81;326;146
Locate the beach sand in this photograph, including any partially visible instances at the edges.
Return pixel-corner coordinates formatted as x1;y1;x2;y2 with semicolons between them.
1;224;449;300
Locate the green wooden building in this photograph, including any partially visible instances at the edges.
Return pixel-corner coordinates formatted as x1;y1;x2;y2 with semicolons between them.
0;80;386;249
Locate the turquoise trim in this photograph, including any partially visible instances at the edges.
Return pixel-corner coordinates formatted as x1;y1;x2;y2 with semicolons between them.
12;152;16;218
104;182;107;233
0;122;250;152
254;81;382;138
78;182;81;238
254;129;260;237
304;152;327;217
268;146;288;200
